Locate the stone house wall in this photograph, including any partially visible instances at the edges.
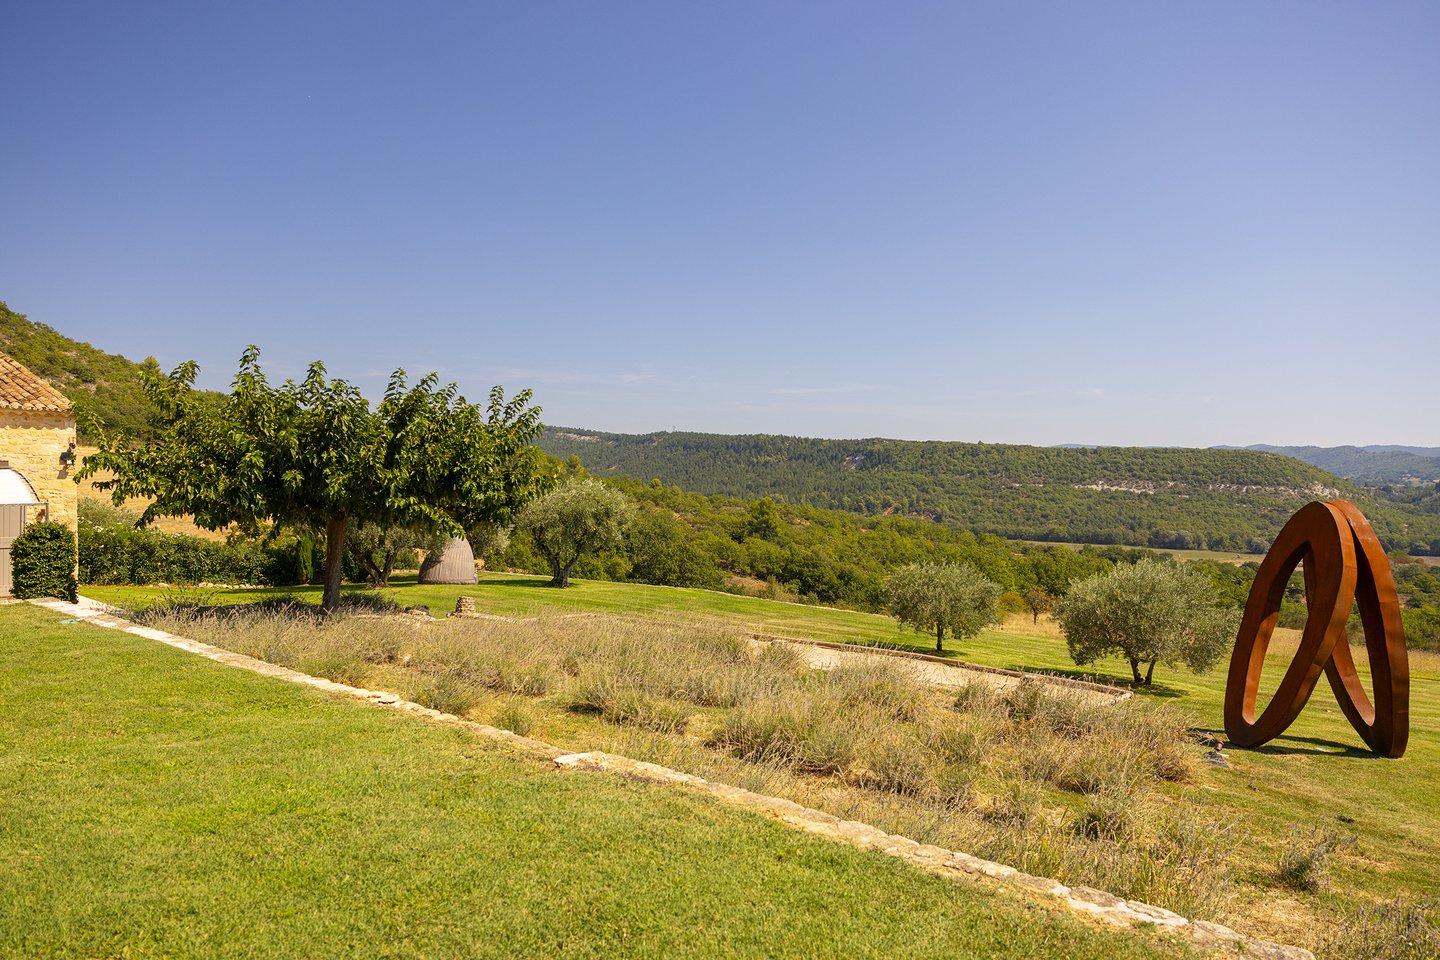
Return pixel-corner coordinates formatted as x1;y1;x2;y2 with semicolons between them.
0;409;78;532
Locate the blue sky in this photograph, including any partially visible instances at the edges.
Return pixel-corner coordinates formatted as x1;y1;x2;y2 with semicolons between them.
3;2;1436;446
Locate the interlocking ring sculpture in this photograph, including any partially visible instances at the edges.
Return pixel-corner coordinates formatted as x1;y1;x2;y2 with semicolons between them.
1224;500;1409;757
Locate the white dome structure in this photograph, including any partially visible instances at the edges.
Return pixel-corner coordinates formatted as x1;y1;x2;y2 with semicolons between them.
0;467;39;505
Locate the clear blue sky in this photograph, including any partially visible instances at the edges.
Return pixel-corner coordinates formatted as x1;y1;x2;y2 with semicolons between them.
3;2;1436;447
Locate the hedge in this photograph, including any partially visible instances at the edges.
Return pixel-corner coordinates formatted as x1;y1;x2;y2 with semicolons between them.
12;520;78;602
78;524;324;588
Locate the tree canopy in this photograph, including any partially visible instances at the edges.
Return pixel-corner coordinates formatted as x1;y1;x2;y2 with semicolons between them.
515;478;636;587
78;347;548;610
884;561;1002;653
1055;558;1238;686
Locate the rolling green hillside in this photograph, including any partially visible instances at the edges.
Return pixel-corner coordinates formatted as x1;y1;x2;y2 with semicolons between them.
6;295;1436;554
1235;444;1440;484
541;428;1440;554
0;299;225;439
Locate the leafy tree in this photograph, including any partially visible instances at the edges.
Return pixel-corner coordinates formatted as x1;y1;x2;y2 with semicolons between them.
885;561;1002;653
1401;607;1440;653
78;348;547;612
468;521;512;569
746;496;783;541
627;515;723;590
345;522;429;587
1024;587;1051;624
1055;558;1238;687
515;479;636;587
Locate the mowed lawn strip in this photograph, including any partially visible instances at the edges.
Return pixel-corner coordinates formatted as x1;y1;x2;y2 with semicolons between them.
0;605;1192;960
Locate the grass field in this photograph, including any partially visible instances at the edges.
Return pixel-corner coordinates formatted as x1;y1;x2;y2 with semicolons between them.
84;574;1440;952
1017;540;1267;565
0;604;1198;960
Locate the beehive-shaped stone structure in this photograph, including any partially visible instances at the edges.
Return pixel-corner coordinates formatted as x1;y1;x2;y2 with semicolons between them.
418;537;478;585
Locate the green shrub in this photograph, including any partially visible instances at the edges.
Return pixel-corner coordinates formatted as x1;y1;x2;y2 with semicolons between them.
1277;825;1354;891
1000;677;1046;721
78;521;273;586
1401;607;1440;652
494;700;534;737
11;521;77;602
567;672;691;733
1073;788;1137;842
710;697;859;775
827;661;929;721
1321;897;1440;960
415;675;483;716
860;735;938;796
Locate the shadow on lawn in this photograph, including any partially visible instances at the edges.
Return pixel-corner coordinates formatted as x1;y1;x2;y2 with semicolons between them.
991;661;1188;697
472;577;564;590
1189;726;1378;759
1255;733;1379;759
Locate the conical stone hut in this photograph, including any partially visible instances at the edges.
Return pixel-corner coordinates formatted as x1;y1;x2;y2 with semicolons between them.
418;537;478;584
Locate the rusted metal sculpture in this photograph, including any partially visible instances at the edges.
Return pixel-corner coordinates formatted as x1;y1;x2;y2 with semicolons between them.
1224;500;1409;757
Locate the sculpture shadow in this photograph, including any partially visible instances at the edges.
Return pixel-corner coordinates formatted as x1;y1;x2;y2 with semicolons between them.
1254;733;1378;759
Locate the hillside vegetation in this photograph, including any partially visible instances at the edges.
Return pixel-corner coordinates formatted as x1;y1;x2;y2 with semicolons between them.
541;428;1440;554
1237;444;1440;484
6;296;1435;554
0;300;223;439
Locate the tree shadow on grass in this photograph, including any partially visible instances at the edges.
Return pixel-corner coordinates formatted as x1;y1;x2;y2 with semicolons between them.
473;578;564;590
988;661;1190;697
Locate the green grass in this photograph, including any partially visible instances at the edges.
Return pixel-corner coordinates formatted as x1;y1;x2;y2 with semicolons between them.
1017;539;1266;565
0;604;1194;960
84;575;1440;949
84;573;1069;657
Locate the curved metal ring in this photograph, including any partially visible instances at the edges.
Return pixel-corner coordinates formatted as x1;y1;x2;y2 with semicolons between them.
1223;500;1409;757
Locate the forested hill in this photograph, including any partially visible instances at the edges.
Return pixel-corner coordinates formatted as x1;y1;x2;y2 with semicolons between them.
0;300;222;439
1230;444;1440;484
541;428;1440;554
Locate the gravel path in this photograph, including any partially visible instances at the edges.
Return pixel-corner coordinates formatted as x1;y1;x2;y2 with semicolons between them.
754;636;1129;704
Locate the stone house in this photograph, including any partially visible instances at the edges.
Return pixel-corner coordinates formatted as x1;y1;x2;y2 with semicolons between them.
0;352;77;596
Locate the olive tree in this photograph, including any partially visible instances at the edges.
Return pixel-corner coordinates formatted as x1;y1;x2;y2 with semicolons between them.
79;347;548;612
1055;558;1238;687
885;561;1002;653
346;522;430;587
516;479;635;587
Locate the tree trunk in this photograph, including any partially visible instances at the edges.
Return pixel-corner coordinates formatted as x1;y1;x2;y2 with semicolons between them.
1128;656;1144;687
322;517;347;613
559;556;578;589
379;547;397;587
548;554;564;587
935;624;945;653
1032;610;1039;624
1144;659;1157;687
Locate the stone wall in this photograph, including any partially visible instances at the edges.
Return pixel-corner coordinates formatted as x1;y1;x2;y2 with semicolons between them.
0;410;78;532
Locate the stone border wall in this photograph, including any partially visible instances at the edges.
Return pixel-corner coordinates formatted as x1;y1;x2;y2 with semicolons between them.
30;597;1309;960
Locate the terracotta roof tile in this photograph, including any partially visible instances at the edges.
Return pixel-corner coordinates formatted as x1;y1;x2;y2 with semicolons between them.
0;351;73;413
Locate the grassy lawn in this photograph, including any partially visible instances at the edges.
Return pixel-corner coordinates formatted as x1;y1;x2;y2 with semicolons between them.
1016;540;1267;565
86;573;1120;668
83;576;1440;950
0;604;1197;960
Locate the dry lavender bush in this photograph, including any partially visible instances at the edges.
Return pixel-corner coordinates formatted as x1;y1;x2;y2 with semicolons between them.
145;604;1233;918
